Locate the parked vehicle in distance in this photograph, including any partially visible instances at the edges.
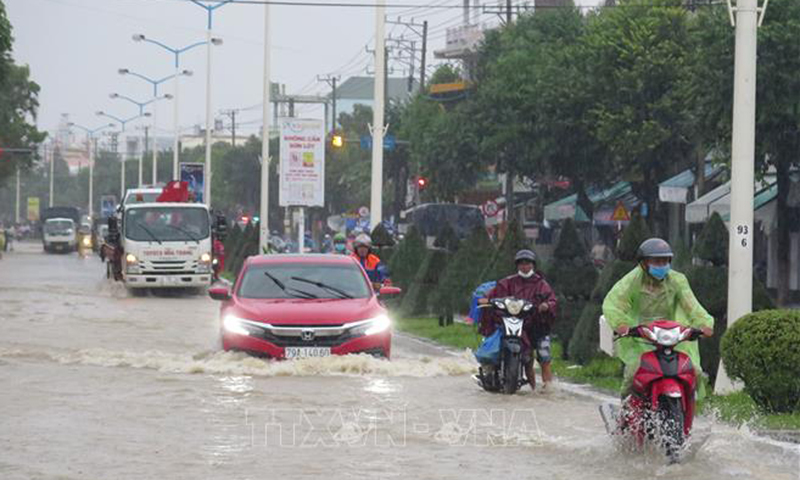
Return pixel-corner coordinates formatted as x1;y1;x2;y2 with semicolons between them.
209;254;401;359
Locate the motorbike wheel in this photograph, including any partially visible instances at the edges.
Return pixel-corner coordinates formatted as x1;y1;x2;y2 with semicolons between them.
503;352;521;395
658;396;685;462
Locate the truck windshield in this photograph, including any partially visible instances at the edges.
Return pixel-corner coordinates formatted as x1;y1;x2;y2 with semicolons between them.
125;192;160;205
45;220;74;235
125;207;209;242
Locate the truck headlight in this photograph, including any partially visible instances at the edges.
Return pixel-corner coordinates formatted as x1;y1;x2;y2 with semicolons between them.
200;252;212;263
348;315;391;336
126;253;137;264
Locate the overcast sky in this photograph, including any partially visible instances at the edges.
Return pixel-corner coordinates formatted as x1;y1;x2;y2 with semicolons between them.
6;0;600;139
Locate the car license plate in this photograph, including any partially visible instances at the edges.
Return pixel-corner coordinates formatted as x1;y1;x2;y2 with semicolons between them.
284;347;331;359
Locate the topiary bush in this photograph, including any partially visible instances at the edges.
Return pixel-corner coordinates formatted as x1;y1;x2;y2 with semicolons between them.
481;219;530;282
693;211;729;267
371;223;395;248
568;302;603;365
552;295;587;358
430;227;495;319
400;249;451;316
721;309;800;413
388;226;427;291
224;223;243;273
616;214;651;261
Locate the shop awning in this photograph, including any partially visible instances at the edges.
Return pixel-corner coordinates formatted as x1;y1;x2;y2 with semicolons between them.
686;176;776;224
659;162;726;204
544;181;632;223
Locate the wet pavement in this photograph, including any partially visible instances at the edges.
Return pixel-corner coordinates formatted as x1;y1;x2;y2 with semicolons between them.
1;242;798;479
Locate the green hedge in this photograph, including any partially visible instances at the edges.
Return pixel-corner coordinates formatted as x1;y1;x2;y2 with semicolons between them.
400;249;451;316
552;296;586;358
388;227;427;292
721;310;800;413
693;211;728;267
568;302;603;364
431;227;495;319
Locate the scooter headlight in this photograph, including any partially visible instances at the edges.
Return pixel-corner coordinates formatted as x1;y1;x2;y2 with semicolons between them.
82;236;92;247
504;298;525;316
652;326;681;346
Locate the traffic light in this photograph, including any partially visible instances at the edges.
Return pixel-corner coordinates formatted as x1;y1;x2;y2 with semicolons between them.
331;134;344;148
417;176;428;190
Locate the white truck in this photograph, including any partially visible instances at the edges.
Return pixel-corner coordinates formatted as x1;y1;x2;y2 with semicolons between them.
109;202;214;290
43;218;77;253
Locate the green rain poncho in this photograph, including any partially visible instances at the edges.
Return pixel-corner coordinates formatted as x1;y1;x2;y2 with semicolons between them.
602;267;714;397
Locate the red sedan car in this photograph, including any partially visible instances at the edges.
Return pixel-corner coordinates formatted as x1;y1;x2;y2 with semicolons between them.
208;254;399;359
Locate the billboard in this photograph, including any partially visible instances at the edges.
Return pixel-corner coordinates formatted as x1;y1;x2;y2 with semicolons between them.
279;118;325;207
100;195;117;219
27;197;40;222
180;163;205;204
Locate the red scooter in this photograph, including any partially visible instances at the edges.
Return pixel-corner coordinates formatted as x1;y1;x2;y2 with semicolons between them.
599;319;703;463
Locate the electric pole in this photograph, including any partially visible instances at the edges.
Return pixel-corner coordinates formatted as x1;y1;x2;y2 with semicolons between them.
716;0;768;393
221;108;239;147
317;75;340;132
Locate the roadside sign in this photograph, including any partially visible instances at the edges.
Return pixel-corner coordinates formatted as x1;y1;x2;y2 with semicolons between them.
482;199;500;217
279;118;325;207
360;135;396;151
611;201;631;222
27;197;39;222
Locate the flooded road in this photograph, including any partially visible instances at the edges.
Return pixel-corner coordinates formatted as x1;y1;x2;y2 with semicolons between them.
1;242;798;479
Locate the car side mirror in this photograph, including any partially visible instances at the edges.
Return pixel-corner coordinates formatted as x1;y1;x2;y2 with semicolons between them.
378;286;401;296
209;286;231;301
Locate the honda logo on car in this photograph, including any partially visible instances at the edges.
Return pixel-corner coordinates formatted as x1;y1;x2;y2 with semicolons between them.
301;329;315;342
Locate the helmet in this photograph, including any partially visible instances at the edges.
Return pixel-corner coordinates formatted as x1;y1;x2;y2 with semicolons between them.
333;233;347;243
353;233;372;249
637;238;673;261
514;249;537;264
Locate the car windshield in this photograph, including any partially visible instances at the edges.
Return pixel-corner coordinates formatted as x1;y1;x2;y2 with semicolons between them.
124;207;209;242
125;192;160;205
45;220;74;234
238;263;372;300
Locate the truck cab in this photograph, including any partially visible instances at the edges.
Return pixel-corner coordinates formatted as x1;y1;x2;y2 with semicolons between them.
43;218;77;253
118;202;214;289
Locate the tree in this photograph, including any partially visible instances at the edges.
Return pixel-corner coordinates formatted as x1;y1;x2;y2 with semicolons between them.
0;2;46;184
582;0;695;234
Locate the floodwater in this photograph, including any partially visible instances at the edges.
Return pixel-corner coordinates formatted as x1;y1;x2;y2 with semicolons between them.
1;242;798;480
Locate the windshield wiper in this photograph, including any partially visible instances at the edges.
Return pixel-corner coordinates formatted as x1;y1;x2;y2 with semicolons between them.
164;224;200;244
290;276;353;299
133;222;162;244
264;271;317;299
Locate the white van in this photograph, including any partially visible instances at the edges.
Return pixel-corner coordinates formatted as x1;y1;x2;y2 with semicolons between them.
43;218;77;253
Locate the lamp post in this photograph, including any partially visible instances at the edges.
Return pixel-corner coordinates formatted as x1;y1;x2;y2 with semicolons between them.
67;122;114;218
119;66;192;184
259;1;272;252
188;0;233;206
109;92;172;187
96;111;151;198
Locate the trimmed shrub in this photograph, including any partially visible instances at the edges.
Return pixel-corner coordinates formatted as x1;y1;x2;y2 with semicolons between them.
552;295;586;358
231;222;258;276
686;265;774;383
553;218;586;260
693;212;729;266
371;223;395;247
482;219;530;282
434;223;460;252
616;214;651;261
431;227;495;319
400;249;451;316
223;223;243;272
388;226;427;291
721;309;800;413
568;302;603;365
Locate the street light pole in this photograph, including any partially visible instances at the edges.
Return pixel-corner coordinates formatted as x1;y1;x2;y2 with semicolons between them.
259;1;272;252
370;0;386;229
97;111;151;200
15;166;20;224
68;122;112;217
49;143;54;208
188;0;232;206
716;0;768;393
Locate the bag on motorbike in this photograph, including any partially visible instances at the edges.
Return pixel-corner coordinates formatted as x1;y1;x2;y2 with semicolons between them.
474;328;502;365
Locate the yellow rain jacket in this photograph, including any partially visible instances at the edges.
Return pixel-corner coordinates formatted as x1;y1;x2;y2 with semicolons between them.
602;266;714;397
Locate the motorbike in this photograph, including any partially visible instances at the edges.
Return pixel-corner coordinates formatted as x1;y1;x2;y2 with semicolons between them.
599;319;703;463
475;297;535;395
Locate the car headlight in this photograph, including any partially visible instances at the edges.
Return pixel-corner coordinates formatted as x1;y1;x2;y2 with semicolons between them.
223;315;264;336
126;253;137;264
348;314;392;336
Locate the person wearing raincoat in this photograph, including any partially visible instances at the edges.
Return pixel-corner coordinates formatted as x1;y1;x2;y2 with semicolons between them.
602;238;714;398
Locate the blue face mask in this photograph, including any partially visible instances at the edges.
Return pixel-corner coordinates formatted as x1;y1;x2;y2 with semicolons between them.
648;264;671;281
334;243;346;253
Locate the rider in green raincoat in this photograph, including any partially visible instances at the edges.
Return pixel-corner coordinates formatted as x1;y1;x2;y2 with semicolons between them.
603;238;714;398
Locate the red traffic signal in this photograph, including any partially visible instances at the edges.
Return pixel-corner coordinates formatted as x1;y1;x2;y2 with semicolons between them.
417;177;428;189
